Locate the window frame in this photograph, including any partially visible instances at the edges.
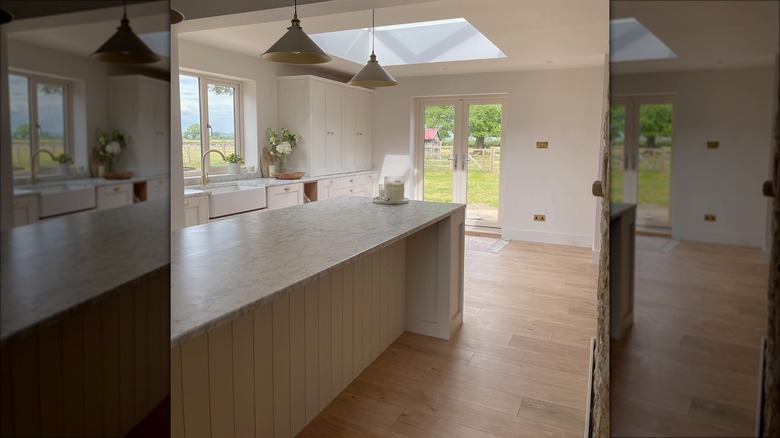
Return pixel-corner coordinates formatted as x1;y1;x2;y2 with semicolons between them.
179;71;243;178
9;70;73;176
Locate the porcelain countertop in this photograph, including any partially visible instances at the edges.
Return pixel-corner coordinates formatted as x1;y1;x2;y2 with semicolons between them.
171;197;464;347
1;199;169;346
183;169;378;193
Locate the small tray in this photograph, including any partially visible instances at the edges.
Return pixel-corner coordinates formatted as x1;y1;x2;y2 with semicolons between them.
372;197;409;205
274;171;305;180
103;171;134;180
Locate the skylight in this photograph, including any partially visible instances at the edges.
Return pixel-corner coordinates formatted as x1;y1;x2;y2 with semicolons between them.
310;18;505;66
610;18;676;62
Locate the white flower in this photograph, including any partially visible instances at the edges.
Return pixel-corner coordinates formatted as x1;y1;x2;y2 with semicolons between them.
276;141;292;155
106;141;122;155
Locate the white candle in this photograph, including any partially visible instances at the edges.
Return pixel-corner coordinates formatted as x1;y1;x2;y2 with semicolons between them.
384;176;404;202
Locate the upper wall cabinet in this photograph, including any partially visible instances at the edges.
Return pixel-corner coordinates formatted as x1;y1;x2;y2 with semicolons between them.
278;75;373;177
108;76;170;177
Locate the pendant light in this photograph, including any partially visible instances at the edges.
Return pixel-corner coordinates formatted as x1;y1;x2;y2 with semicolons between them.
261;0;331;64
91;0;161;64
348;9;398;87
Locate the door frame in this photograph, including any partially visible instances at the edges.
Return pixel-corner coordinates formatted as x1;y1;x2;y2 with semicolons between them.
612;93;678;229
413;94;508;228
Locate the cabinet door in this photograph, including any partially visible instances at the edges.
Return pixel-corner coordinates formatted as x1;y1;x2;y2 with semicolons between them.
310;81;329;176
152;82;170;176
316;179;334;201
355;93;371;170
97;184;134;210
146;177;169;201
13;196;39;227
268;184;304;210
326;86;344;172
342;90;357;170
184;196;209;227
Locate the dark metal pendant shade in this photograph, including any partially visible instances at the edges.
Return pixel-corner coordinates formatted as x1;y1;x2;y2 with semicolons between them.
348;53;398;87
0;8;14;25
261;15;332;64
91;14;161;64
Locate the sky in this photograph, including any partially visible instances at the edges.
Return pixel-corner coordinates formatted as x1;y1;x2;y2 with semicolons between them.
179;74;236;137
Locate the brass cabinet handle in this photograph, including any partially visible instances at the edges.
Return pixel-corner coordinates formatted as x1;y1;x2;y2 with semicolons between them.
113;186;120;192
350;178;354;183
284;186;291;192
350;188;354;193
13;200;18;206
184;200;190;207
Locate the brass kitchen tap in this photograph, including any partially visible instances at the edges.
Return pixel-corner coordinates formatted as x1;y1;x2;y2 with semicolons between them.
201;149;227;185
30;149;56;185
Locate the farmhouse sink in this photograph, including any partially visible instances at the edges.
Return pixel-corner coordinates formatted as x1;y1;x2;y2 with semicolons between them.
36;183;96;218
208;185;266;218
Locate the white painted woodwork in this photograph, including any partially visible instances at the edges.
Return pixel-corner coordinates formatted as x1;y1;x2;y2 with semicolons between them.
107;76;170;177
277;75;374;177
172;210;465;437
316;172;377;201
184;195;209;228
12;195;39;227
0;267;169;437
145;177;169;201
267;183;304;211
96;183;133;210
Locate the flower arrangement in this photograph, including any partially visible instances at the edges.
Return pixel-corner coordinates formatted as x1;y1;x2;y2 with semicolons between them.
55;153;74;164
267;127;300;158
96;128;129;171
224;153;244;164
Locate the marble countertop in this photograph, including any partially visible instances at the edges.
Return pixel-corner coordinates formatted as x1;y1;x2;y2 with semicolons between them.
183;169;379;195
171;197;464;347
1;199;170;346
14;173;169;197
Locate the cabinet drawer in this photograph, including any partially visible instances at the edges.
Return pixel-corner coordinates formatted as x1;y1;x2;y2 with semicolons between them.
332;184;370;198
332;174;371;190
268;183;304;210
97;183;133;210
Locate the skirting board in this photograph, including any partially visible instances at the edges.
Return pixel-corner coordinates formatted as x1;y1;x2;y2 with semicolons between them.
672;227;763;248
591;249;600;265
502;227;592;248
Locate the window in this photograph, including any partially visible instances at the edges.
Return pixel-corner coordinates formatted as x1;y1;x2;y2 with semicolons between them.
9;72;71;175
179;73;241;176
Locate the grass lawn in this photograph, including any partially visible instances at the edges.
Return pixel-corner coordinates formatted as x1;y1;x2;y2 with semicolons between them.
423;149;500;206
610;145;671;207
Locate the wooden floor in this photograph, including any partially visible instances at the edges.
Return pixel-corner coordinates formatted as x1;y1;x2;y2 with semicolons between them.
611;236;768;437
299;240;598;437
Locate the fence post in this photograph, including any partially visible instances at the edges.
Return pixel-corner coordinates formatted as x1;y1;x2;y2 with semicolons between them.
490;147;495;173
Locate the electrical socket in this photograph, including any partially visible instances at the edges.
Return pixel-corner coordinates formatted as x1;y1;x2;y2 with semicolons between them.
704;214;717;222
534;214;546;222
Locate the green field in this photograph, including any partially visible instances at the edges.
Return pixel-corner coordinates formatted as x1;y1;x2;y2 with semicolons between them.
610;145;671;207
423;147;500;207
12;139;66;172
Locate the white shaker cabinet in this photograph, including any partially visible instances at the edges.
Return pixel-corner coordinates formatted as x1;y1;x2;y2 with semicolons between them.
13;195;39;227
267;183;304;210
184;196;209;228
145;177;169;201
97;183;134;210
108;75;170;177
318;172;377;200
278;75;373;177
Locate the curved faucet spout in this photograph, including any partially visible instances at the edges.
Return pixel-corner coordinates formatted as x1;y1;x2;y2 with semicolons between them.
31;149;57;185
201;149;227;185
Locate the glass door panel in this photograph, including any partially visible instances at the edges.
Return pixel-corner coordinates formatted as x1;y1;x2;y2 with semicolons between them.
423;104;455;204
466;103;502;226
36;82;66;170
636;103;672;226
610;103;626;203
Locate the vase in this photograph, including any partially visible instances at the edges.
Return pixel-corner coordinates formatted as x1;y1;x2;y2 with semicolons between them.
58;163;70;175
276;155;286;173
105;157;115;173
228;163;241;175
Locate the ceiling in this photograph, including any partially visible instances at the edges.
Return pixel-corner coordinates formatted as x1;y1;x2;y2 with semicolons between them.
610;0;779;74
173;0;609;79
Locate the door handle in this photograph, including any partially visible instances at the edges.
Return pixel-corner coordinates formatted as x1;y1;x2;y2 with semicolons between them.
449;154;458;171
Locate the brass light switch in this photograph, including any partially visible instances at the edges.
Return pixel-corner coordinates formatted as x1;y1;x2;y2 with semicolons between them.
704;214;717;222
707;141;719;149
534;214;546;222
536;141;548;149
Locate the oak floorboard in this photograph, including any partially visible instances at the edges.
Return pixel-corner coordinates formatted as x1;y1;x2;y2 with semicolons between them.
300;239;597;437
611;236;767;437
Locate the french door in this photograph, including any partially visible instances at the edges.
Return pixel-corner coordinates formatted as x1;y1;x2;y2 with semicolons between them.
610;95;675;229
417;97;506;228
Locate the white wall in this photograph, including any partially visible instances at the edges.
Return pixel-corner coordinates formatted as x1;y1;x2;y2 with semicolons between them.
612;66;776;247
372;66;607;247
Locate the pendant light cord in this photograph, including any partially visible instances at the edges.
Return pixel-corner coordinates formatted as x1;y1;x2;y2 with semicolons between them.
371;9;376;55
294;0;298;20
123;0;127;19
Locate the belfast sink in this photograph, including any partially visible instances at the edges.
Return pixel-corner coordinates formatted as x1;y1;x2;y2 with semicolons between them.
36;183;96;218
208;185;266;218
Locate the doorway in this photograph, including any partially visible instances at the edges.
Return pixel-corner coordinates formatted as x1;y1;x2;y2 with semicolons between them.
416;96;507;229
610;96;676;231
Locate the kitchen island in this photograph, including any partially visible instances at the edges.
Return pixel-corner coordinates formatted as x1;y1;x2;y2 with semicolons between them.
1;199;170;437
171;197;465;437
